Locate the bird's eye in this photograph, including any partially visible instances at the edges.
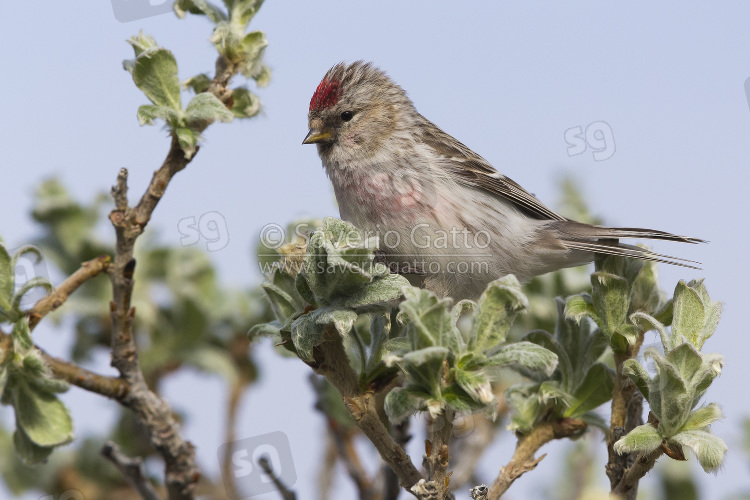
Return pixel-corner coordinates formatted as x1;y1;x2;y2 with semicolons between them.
340;111;354;122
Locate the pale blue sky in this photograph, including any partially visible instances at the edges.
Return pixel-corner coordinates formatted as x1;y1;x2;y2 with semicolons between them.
2;1;749;498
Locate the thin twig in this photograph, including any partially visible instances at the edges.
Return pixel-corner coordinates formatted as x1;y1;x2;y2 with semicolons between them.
613;447;664;496
424;406;454;499
310;374;378;499
488;418;587;500
0;331;129;399
309;327;423;492
103;53;245;500
383;419;411;500
259;456;297;500
27;255;111;330
605;336;645;492
102;441;161;500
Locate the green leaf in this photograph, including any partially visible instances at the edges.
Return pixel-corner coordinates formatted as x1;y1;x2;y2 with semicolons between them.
12;426;53;465
672;281;705;347
132;47;182;110
0;242;13;313
401;346;448;396
524;329;572;385
185;92;234;128
564;362;614;418
290;314;323;361
174;0;227;22
231;87;261;118
174;127;198;159
623;358;651;401
630;259;663;315
613;423;662;455
453;368;494;405
630;311;670;351
485;341;558;378
12;318;33;353
591;271;629;334
126;31;159;58
12;378;74;447
248;320;281;339
680;403;724;433
398;287;453;350
314;308;357;338
183;73;213;94
238;31;268;79
564;293;597;324
261;282;301;322
471;275;528;352
669;430;727;472
384;386;426;423
337;274;409;310
137;104;181;127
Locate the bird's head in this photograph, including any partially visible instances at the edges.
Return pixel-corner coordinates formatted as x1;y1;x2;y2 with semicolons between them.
303;61;411;162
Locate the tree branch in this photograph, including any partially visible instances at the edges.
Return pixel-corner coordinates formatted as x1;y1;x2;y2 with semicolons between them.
309;327;423;493
613;447;664;497
27;255;110;330
103;52;245;500
488;418;587;500
606;336;645;493
41;347;129;399
102;441;161;500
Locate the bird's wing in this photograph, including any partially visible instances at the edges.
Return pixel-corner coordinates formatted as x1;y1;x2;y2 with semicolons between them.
419;118;567;221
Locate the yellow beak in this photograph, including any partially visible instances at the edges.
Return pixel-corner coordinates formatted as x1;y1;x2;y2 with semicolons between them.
302;128;333;145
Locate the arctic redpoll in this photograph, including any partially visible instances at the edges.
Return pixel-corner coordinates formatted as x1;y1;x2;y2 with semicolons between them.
303;61;702;299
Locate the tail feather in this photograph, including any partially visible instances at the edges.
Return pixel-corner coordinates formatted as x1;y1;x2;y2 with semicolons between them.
550;220;705;270
553;220;706;244
562;240;702;269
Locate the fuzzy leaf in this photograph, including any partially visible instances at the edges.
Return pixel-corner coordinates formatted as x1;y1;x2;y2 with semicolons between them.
12;426;53;465
126;31;159;58
185;92;234;128
564;362;614;417
591;271;629;334
622;358;651;401
174;127;198;159
485;341;558;378
669;430;727;472
174;0;227;22
261;282;301;322
290;314;323;361
12;378;74;447
471;275;527;352
337;273;409;310
398;287;453;350
614;423;662;455
230;87;261;118
384;386;426;423
524;329;572;385
248;320;281;338
672;281;705;347
132;48;182;110
564;293;598;324
137;104;181;126
182;73;213;94
680;403;724;433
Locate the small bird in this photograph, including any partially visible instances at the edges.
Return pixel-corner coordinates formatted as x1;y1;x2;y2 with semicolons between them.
303;61;703;299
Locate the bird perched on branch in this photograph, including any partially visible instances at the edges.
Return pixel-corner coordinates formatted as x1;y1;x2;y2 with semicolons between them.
303;61;702;299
